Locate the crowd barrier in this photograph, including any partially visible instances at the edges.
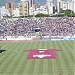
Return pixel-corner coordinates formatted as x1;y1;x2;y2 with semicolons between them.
0;36;33;40
42;36;75;41
0;36;75;41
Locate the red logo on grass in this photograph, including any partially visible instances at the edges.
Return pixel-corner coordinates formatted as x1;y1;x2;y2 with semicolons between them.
25;49;61;59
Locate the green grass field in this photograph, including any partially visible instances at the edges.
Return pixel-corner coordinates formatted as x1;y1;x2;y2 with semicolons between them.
0;40;74;75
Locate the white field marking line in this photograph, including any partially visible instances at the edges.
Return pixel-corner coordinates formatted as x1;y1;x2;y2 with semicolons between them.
38;49;47;50
38;49;47;53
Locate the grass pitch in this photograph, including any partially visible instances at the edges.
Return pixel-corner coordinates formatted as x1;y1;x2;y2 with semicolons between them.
0;40;74;75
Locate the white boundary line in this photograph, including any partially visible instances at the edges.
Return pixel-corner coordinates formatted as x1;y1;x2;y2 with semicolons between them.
38;49;47;50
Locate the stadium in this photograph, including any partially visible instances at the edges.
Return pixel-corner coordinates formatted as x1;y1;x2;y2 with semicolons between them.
0;17;75;75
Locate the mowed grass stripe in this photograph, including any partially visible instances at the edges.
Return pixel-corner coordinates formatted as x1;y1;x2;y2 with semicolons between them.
47;59;53;75
62;41;73;48
37;42;44;75
31;42;44;75
0;41;74;75
0;42;11;74
47;41;59;75
44;41;57;75
51;41;58;75
11;42;29;74
64;41;74;63
3;42;28;75
0;42;17;72
59;41;74;75
61;41;74;72
57;41;68;74
0;42;11;63
47;42;53;74
66;41;74;63
43;59;49;75
68;41;74;48
23;42;36;74
58;41;74;75
31;42;42;75
20;42;36;75
49;41;58;75
32;42;42;75
0;42;22;74
27;60;36;75
13;42;30;75
60;52;72;74
43;42;48;75
54;41;64;74
53;42;63;75
54;41;65;74
74;41;75;75
33;60;41;75
65;42;74;74
12;42;29;74
53;42;61;75
64;41;74;54
2;42;23;74
0;43;10;60
16;42;30;74
56;51;63;74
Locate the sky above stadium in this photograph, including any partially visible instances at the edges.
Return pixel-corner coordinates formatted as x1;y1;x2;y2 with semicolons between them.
0;0;72;6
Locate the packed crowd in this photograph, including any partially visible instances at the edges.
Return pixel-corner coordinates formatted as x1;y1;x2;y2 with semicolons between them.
0;17;75;37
